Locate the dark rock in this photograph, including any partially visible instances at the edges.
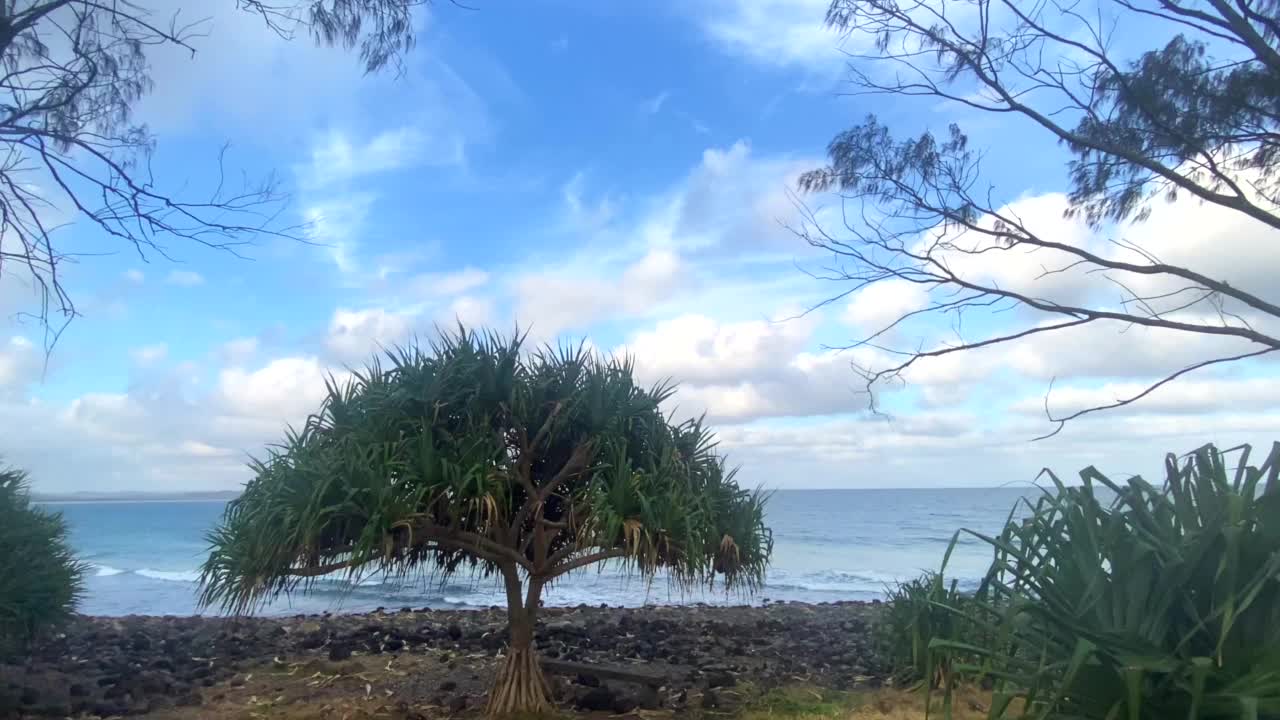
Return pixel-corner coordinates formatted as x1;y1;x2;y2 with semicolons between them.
19;686;39;705
701;689;720;709
93;701;128;717
439;680;457;692
383;637;405;652
637;685;661;709
68;683;89;697
137;670;170;694
613;693;638;714
577;685;618;712
707;670;737;688
300;632;327;650
576;672;600;687
446;694;467;713
328;643;353;661
447;624;463;641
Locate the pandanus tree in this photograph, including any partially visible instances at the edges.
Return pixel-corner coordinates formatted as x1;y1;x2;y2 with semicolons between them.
198;329;772;716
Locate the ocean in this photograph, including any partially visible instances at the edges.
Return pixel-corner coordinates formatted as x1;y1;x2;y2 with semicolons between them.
51;488;1037;617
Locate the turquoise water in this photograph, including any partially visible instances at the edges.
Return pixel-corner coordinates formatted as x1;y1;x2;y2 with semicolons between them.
50;488;1036;616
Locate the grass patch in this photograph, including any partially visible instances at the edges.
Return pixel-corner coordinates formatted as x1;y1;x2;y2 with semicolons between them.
738;685;997;720
742;686;860;718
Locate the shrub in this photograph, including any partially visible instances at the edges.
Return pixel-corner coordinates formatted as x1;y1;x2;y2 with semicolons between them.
929;442;1280;720
0;466;86;656
878;572;986;688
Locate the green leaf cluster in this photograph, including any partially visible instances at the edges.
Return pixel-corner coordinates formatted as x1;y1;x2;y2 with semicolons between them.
901;442;1280;720
0;466;86;657
199;328;771;614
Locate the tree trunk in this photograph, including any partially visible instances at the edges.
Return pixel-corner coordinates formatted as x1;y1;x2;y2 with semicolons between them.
486;573;551;716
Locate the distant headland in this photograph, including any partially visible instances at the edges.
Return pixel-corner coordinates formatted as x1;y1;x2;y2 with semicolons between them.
32;490;240;503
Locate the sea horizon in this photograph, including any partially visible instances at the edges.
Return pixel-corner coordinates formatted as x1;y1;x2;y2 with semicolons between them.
35;484;1052;503
54;487;1038;617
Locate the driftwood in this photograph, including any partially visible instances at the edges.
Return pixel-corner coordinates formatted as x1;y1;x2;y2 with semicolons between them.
540;658;668;687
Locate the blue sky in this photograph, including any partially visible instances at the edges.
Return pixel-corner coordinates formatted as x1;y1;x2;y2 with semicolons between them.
2;0;1277;492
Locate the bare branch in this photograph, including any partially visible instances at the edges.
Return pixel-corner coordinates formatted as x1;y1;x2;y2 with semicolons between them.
802;0;1280;428
1035;346;1280;439
0;0;425;347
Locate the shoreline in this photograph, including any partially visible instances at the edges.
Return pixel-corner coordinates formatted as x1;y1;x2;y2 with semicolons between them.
3;601;887;718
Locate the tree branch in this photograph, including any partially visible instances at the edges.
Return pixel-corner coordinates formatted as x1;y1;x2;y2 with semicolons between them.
545;548;630;580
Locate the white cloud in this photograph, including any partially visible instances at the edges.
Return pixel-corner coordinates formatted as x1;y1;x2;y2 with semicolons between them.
699;0;843;69
122;269;145;285
672;351;865;423
1115;187;1280;311
622;314;813;385
10;106;1278;496
845;280;929;331
325;308;416;364
219;337;259;365
505;142;825;340
441;296;494;328
165;270;205;287
406;267;490;298
669;141;817;253
561;173;618;232
133;1;367;132
923;192;1102;308
715;409;1280;489
617;314;874;423
1004;318;1262;381
298;126;462;189
515;249;687;337
217;356;340;422
130;343;169;367
641;90;670;115
132;1;486;147
0;336;40;394
1009;376;1280;417
0;351;361;492
305;194;376;278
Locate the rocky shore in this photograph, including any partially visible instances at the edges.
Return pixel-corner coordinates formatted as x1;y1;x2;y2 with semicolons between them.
1;601;887;718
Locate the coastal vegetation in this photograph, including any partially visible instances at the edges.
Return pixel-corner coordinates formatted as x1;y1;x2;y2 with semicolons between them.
197;328;772;715
0;0;427;344
800;0;1280;431
878;442;1280;719
0;465;86;658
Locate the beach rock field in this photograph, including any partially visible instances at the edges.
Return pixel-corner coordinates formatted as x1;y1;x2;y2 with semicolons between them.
0;601;887;718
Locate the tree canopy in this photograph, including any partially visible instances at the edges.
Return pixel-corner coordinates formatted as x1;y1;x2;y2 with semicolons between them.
798;0;1280;434
198;328;771;714
0;0;424;348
